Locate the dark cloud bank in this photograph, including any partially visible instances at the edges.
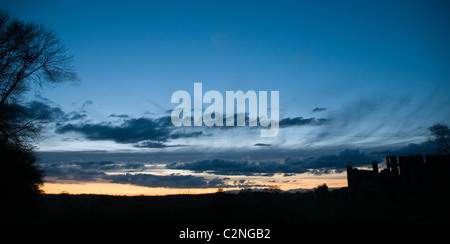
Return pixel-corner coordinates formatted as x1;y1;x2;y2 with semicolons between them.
40;160;225;188
105;174;224;188
55;117;205;147
55;115;331;144
166;149;376;176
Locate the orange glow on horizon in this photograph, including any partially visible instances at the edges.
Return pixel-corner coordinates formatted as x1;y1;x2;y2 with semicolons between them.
41;182;220;196
40;172;348;196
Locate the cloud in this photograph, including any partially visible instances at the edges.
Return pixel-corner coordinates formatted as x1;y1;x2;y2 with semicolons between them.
56;117;173;143
279;116;331;128
55;115;208;146
188;110;331;129
371;142;436;158
313;107;327;112
12;99;88;124
166;159;276;176
82;100;93;109
166;149;378;176
104;173;225;188
65;111;87;121
42;161;105;182
204;113;331;129
254;143;271;147
109;114;130;119
170;131;205;139
40;160;147;182
133;141;183;148
23;100;66;122
166;159;283;176
300;149;378;174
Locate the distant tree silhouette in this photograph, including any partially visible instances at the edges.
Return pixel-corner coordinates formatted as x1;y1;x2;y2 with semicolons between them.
428;122;450;154
265;185;281;193
0;11;75;203
315;183;328;194
314;183;329;200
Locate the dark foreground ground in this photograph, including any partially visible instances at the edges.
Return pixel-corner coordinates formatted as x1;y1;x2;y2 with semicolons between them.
3;188;450;224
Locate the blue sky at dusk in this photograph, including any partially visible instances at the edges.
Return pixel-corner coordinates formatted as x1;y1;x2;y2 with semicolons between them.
2;0;449;193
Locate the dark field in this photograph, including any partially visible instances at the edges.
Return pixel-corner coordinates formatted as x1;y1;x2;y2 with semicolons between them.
5;189;450;224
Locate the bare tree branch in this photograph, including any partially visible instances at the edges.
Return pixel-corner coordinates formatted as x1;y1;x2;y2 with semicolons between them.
428;122;450;154
0;12;76;109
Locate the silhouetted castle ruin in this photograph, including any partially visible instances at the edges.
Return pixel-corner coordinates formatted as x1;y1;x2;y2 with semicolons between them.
347;154;450;193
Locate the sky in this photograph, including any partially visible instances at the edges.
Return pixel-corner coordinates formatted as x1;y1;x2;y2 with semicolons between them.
1;0;449;195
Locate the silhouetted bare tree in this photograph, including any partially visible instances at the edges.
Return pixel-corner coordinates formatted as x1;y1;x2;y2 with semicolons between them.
0;12;76;107
0;11;76;203
428;122;450;155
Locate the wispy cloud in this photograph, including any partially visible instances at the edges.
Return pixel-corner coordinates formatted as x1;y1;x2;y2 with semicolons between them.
308;94;429;147
313;107;327;112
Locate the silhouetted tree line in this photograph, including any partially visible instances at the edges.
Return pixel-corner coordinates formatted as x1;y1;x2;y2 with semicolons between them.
0;11;75;205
